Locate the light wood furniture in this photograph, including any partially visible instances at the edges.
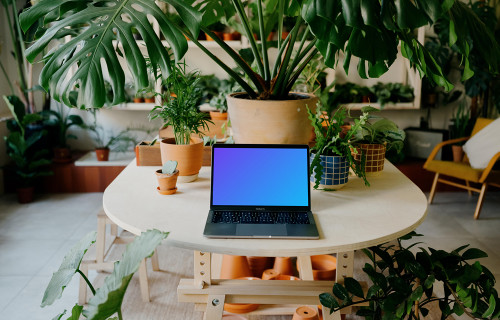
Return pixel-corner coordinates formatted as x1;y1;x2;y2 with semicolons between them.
79;209;159;304
424;118;500;219
103;161;427;319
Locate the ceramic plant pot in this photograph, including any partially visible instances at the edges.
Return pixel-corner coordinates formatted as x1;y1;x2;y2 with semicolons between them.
261;269;280;280
133;97;144;103
17;186;34;204
310;154;349;190
210;111;228;121
293;306;320;320
220;255;253;280
273;257;294;276
247;256;275;278
227;92;317;144
95;148;110;161
297;255;337;281
206;31;223;41
452;145;464;162
224;277;261;314
352;143;386;176
156;169;179;195
53;147;72;163
160;137;203;182
276;274;300;280
144;97;155;103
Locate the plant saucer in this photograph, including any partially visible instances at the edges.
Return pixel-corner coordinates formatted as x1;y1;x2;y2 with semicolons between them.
157;186;177;195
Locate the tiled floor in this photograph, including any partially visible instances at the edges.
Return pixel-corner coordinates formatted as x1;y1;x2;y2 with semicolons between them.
0;191;499;319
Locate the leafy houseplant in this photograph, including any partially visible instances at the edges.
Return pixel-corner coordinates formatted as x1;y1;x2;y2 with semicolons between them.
449;101;472;162
3;95;52;203
20;0;500;143
372;82;415;108
150;63;212;181
87;125;137;162
351;112;406;174
41;230;168;320
320;232;500;320
209;77;239;120
308;105;371;190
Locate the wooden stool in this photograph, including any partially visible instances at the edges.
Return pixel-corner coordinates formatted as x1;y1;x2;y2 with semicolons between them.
79;209;160;304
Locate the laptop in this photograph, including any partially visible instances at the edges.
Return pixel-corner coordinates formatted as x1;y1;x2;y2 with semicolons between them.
203;144;319;239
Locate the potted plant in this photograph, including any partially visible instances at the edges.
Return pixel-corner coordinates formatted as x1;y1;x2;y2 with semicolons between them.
351;111;405;175
156;160;179;195
320;231;500;320
209;78;238;120
371;82;415;108
3;96;52;203
87;125;137;161
133;92;144;103
308;105;370;190
449;100;472;162
205;21;226;41
149;62;212;182
41;103;84;162
21;0;500;145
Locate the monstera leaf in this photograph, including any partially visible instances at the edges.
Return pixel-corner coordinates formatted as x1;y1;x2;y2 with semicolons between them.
20;0;201;109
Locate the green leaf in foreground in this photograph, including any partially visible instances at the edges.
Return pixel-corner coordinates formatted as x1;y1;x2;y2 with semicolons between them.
41;231;97;307
83;229;168;320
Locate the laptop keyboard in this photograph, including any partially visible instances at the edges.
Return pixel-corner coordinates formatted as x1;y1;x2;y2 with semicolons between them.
211;211;311;224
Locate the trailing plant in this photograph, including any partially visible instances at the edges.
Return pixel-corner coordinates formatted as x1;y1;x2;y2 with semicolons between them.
3;95;52;187
352;112;406;154
41;230;168;320
320;231;500;320
41;103;84;148
308;105;376;189
20;0;500;109
149;63;212;145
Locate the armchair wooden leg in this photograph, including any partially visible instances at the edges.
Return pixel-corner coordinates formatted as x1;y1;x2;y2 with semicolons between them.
474;183;488;220
428;173;439;204
465;181;472;196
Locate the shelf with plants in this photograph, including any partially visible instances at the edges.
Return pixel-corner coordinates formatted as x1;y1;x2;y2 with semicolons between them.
112;102;157;111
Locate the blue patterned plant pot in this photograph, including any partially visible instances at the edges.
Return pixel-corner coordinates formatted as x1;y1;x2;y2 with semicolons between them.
310;154;349;190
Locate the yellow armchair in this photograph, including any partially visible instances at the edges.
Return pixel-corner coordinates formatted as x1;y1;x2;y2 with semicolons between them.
423;118;500;219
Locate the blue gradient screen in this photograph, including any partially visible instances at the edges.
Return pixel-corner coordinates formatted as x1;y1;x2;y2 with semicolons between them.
212;147;309;206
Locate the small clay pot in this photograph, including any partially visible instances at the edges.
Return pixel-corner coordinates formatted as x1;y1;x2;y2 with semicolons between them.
209;111;228;121
133;97;144;103
156;169;179;195
247;256;274;278
224;277;261;314
275;275;300;280
17;186;34;204
206;31;223;41
220;255;252;280
293;306;319;320
95;148;110;161
261;269;280;280
273;257;294;276
452;145;464;162
144;97;155;103
296;255;337;281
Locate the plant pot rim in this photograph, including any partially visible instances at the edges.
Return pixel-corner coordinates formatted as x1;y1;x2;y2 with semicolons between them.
156;169;179;176
228;92;316;102
160;137;203;145
95;147;110;150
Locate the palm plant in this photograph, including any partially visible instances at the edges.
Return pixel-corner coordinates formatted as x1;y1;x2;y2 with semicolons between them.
19;0;500;109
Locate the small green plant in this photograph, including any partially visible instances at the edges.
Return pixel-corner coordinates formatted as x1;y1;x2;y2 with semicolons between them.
149;62;212;145
209;78;239;113
41;230;168;320
41;103;84;148
162;160;178;174
308;105;375;189
352;111;406;154
320;231;500;320
449;100;472;145
87;125;137;151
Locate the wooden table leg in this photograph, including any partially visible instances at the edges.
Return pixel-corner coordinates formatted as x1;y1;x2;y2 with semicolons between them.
297;256;314;280
205;294;226;320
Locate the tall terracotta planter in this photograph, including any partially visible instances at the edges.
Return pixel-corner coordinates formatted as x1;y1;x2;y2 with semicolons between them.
160;137;203;182
352;143;386;176
227;92;317;144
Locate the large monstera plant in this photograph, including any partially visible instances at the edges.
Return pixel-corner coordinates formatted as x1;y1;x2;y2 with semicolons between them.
20;0;500;109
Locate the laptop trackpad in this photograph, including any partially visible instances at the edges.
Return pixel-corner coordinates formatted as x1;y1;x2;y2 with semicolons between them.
236;224;287;237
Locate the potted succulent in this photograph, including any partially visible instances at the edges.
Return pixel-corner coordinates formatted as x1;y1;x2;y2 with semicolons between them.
351;111;405;175
308;105;370;190
149;63;212;182
41;103;84;163
21;0;500;145
320;231;500;320
3;96;52;203
156;160;179;195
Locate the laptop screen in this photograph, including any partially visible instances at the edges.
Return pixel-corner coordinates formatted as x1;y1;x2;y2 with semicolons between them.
211;145;310;208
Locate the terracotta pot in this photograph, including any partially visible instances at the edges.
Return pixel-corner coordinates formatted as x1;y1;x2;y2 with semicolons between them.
231;32;241;40
452;145;464;162
293;306;319;320
206;31;223;41
227;92;317;144
261;269;280;280
352;143;387;176
220;255;253;280
282;31;290;39
247;256;274;278
53;147;72;163
267;31;275;41
156;169;179;195
297;255;337;281
133;97;144;103
273;257;294;276
160;137;203;182
17;187;34;204
310;154;349;190
224;277;261;314
95;148;110;161
223;33;235;41
275;274;300;280
144;97;155;103
210;111;228;121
